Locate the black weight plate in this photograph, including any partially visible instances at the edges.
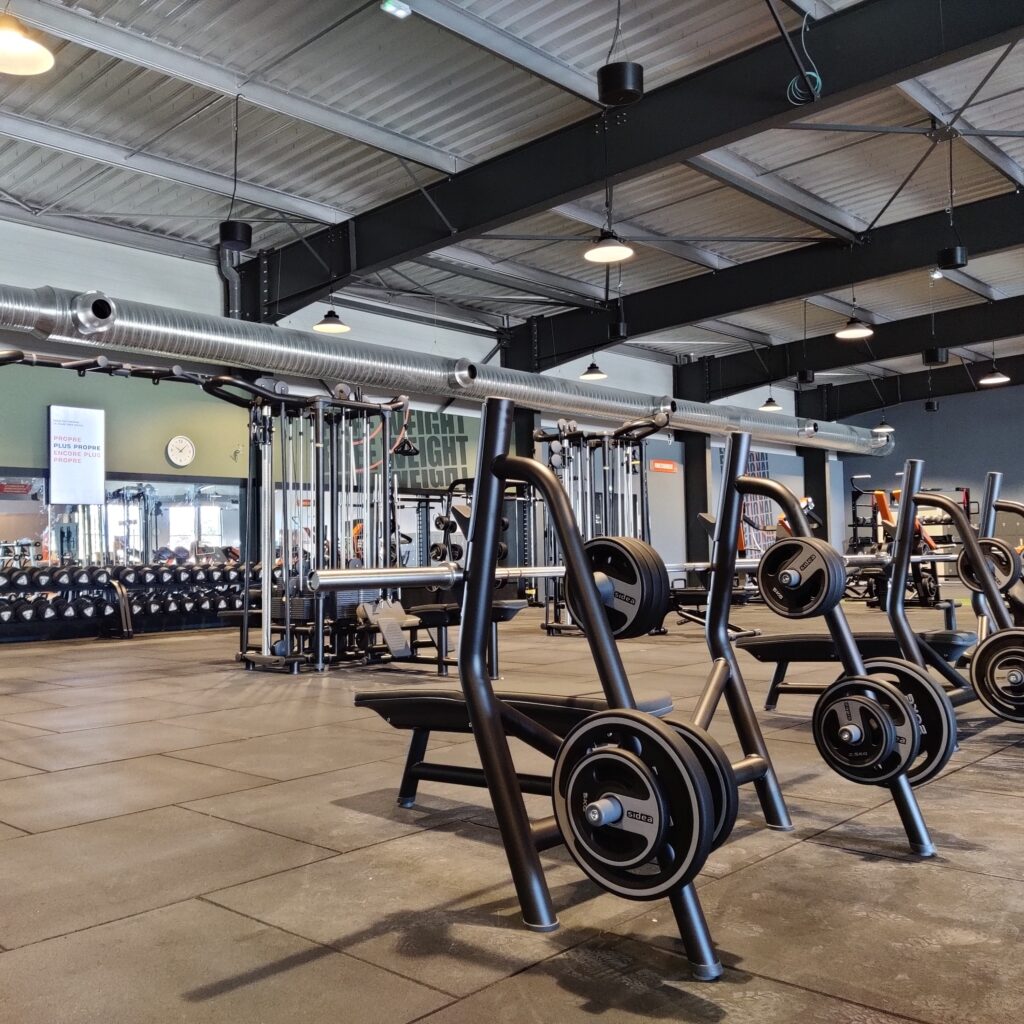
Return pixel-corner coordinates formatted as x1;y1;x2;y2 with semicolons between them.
565;538;652;639
858;658;958;787
957;538;1021;594
813;676;920;785
969;627;1024;723
663;717;739;851
553;709;714;899
757;537;846;619
620;538;669;637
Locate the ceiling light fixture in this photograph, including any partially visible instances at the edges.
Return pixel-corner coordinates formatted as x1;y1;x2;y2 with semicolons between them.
872;415;895;435
0;14;54;75
584;230;634;264
929;268;944;281
835;317;874;340
979;364;1010;386
759;391;782;412
313;308;351;334
834;284;873;340
580;357;608;381
380;0;412;18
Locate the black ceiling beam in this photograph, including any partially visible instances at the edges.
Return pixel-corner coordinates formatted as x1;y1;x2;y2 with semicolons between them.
796;356;1024;418
693;291;1024;401
238;0;1024;323
518;188;1024;373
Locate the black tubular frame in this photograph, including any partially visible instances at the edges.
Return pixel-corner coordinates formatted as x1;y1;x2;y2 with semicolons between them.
729;438;935;856
696;432;792;832
452;397;724;978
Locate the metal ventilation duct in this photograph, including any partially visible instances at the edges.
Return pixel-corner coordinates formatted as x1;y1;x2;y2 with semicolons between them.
0;284;889;455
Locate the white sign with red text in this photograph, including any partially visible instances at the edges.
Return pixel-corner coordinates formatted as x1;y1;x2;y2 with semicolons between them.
49;406;105;505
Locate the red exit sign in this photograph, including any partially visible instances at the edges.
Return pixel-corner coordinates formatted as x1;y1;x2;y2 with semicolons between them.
649;459;678;474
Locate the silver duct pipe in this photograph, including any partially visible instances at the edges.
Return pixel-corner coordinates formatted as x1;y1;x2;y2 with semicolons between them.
0;284;889;455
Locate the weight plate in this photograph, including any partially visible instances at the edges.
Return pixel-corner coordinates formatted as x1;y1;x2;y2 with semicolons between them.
757;537;846;619
969;627;1024;723
565;537;659;639
812;676;920;785
620;537;669;636
957;537;1021;595
858;658;958;787
663;717;738;851
553;709;714;899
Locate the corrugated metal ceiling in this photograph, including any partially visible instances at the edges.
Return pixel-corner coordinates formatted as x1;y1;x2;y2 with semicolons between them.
0;0;1014;395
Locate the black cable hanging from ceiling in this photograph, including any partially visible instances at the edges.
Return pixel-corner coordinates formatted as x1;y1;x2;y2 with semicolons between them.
219;94;252;253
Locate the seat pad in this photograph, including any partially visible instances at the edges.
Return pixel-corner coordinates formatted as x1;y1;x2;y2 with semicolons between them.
354;688;673;735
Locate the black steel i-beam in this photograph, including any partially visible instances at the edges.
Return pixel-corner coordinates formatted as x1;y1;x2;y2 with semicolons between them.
519;190;1024;372
239;0;1024;322
689;292;1024;402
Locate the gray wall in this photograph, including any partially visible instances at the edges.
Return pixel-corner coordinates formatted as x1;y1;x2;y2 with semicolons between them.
841;387;1024;543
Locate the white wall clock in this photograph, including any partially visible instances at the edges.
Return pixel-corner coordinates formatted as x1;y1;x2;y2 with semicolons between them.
166;435;196;467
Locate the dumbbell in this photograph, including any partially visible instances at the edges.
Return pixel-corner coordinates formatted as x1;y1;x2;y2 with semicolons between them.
157;565;176;586
176;592;197;613
434;515;456;533
128;593;147;618
208;590;230;611
31;596;57;620
193;592;213;612
10;598;34;621
171;565;191;585
30;566;53;588
0;600;13;624
69;566;91;585
190;565;208;584
137;565;158;585
224;563;241;583
87;566;110;586
144;593;164;615
50;596;77;619
49;565;73;587
8;566;31;589
231;593;244;610
114;566;138;585
0;567;9;589
206;564;225;583
161;594;180;614
72;597;98;619
250;562;262;583
94;596;116;618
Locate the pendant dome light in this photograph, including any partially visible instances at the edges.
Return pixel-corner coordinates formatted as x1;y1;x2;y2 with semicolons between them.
872;414;895;435
979;340;1010;385
584;230;634;264
0;14;54;76
313;308;351;334
580;354;608;381
834;283;874;340
759;391;782;412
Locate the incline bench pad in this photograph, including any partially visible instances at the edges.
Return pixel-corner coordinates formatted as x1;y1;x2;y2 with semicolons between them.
736;630;976;664
354;688;672;735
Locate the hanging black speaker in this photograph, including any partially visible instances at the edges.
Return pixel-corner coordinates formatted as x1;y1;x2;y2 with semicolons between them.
797;368;815;385
219;220;252;252
923;347;948;366
924;399;940;412
936;245;968;270
597;61;644;106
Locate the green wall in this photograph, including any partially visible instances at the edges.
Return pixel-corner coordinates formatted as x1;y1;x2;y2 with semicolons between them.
0;365;248;479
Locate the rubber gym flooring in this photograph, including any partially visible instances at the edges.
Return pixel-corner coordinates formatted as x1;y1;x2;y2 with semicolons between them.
0;595;1019;1023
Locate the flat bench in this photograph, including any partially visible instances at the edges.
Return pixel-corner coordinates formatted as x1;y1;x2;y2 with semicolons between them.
355;687;673;807
736;630;977;710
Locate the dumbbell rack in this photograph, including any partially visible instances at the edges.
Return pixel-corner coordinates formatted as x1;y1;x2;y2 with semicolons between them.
0;563;248;643
0;565;129;642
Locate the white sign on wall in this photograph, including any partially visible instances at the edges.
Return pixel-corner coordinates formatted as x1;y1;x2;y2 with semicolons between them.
49;405;105;505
